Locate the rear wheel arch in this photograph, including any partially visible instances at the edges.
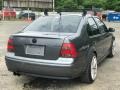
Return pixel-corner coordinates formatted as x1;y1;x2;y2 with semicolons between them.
85;46;97;69
87;46;97;58
81;51;97;83
108;39;115;57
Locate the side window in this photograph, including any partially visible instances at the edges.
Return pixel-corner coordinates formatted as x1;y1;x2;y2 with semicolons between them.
94;17;108;33
87;18;100;36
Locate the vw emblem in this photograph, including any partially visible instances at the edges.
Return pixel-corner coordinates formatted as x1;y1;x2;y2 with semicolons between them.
32;38;37;43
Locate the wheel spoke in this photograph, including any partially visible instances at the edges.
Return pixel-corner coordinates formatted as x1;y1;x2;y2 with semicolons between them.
91;56;97;80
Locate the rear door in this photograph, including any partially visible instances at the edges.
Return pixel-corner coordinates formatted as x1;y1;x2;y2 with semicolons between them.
87;17;105;60
93;17;112;56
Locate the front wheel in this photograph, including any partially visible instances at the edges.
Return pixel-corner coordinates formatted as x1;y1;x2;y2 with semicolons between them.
81;53;97;83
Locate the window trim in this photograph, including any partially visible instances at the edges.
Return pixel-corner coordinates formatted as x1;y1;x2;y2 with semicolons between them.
93;17;108;33
87;17;101;37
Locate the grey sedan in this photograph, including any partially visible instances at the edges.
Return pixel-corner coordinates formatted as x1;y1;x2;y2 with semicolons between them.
5;13;115;83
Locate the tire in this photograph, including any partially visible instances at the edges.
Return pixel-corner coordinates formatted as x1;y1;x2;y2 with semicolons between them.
108;40;115;57
81;53;97;83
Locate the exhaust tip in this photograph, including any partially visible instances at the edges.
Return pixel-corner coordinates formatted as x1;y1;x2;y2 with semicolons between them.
13;72;21;76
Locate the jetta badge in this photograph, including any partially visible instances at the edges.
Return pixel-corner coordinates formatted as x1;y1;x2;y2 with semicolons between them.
32;38;37;43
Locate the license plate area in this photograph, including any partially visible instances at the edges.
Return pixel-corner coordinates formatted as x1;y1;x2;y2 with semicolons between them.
25;45;45;56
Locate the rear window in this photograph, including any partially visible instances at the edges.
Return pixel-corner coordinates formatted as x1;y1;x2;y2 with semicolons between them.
24;15;81;33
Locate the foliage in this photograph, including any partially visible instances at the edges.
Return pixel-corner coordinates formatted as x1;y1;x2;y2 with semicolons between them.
55;0;120;11
105;0;120;11
55;0;80;11
82;0;103;8
0;0;2;10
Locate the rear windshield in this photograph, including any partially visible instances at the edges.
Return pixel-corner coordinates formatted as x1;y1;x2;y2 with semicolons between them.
24;15;81;33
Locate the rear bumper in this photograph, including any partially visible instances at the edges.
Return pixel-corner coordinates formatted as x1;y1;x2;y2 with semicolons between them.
5;53;83;79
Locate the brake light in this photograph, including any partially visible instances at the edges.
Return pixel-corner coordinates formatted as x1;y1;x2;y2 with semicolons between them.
60;43;78;58
7;38;15;52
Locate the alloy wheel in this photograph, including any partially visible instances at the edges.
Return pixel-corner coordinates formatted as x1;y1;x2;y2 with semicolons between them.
91;56;97;80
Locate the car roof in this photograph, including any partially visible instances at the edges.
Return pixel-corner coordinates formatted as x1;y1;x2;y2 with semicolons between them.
42;13;93;17
40;12;99;20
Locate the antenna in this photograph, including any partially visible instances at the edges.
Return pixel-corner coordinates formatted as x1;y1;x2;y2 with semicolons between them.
82;10;87;16
56;9;62;35
44;9;48;16
58;12;61;16
57;9;61;16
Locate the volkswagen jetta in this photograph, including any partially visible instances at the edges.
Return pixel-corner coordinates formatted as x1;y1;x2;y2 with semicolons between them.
5;13;115;83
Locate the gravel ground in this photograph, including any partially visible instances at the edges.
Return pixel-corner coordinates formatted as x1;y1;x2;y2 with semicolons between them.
0;21;120;90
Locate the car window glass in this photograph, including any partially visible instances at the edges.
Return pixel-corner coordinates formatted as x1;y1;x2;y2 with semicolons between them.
94;17;108;33
87;18;100;36
60;16;81;33
24;15;81;33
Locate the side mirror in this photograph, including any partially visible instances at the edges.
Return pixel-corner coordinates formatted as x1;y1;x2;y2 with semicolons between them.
108;28;115;32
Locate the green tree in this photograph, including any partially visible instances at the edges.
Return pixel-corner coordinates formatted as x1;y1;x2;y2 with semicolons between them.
82;0;104;9
73;0;83;5
55;0;80;11
0;0;2;10
63;0;78;10
105;0;120;11
55;0;120;11
114;1;120;11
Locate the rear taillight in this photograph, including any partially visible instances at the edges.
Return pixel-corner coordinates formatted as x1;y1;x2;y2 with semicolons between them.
7;38;15;52
60;43;78;58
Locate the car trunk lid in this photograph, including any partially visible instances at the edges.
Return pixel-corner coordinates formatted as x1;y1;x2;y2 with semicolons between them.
13;32;73;60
